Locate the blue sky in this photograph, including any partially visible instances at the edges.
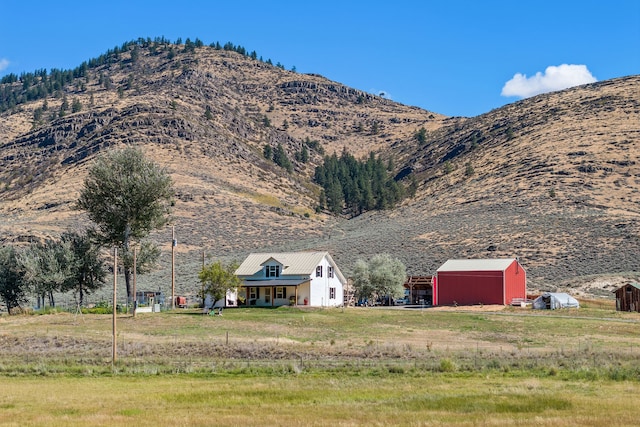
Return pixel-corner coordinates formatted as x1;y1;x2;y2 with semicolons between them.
1;1;638;117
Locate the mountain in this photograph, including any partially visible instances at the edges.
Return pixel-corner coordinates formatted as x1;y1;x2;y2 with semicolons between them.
350;74;640;295
1;40;638;297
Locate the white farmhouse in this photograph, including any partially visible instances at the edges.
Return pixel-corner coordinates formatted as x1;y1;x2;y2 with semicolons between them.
235;251;346;307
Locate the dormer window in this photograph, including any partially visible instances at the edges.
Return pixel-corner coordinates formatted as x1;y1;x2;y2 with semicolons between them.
266;265;280;278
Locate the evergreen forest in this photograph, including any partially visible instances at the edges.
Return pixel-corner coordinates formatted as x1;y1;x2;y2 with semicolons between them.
0;36;279;113
314;150;405;216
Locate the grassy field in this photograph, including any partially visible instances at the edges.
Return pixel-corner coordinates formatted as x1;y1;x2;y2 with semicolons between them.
2;374;639;426
1;305;639;426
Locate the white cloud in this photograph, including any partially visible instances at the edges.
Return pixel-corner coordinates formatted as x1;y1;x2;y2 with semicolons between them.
501;64;597;98
0;58;9;72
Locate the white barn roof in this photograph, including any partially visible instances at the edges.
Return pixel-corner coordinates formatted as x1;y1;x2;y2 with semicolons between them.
437;258;517;272
235;251;346;283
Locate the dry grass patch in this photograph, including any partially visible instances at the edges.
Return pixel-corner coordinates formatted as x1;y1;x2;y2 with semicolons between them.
0;375;638;426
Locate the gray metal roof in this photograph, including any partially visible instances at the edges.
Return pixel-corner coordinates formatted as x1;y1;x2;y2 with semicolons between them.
235;251;347;284
437;258;517;272
240;279;309;287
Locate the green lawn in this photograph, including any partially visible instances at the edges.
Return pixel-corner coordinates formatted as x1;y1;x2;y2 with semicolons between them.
1;305;639;425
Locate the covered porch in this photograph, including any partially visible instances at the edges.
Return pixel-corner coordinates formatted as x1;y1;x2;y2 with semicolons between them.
238;279;311;307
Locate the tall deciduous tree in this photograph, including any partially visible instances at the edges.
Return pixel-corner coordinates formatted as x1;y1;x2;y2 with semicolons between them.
60;231;107;307
352;254;406;305
77;147;174;301
352;259;374;302
0;246;28;314
18;239;74;308
199;261;241;307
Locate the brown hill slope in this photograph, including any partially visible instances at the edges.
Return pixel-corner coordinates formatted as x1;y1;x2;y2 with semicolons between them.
1;42;638;298
0;43;443;252
321;76;640;294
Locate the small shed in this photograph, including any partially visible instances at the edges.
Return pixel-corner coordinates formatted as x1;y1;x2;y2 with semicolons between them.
532;292;580;310
434;258;526;306
613;283;640;312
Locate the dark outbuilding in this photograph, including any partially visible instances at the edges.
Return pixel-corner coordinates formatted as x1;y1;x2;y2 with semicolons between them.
613;283;640;312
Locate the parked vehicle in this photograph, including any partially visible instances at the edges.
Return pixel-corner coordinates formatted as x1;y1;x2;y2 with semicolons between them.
176;296;187;308
356;298;369;307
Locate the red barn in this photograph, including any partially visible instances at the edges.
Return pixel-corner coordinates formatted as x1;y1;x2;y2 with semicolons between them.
434;258;526;306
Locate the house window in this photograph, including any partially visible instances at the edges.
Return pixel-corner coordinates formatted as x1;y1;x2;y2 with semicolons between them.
329;287;336;299
249;287;257;300
328;266;334;278
266;265;280;278
316;266;323;277
264;287;271;303
276;287;286;299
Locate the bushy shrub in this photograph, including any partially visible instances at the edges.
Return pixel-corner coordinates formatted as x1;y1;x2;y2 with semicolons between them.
439;358;457;372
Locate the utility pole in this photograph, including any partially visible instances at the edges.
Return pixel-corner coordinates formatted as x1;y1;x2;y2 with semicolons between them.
171;225;176;310
132;245;137;318
112;247;117;368
202;250;205;307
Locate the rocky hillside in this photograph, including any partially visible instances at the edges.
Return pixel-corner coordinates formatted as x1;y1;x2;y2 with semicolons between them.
0;41;442;250
1;40;639;297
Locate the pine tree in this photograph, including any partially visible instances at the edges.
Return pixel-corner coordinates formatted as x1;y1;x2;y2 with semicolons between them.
72;98;82;113
263;144;273;160
130;46;140;63
414;127;427;145
273;144;292;172
60;95;69;113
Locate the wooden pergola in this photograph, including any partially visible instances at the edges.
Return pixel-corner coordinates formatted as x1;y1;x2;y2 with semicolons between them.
404;276;433;305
